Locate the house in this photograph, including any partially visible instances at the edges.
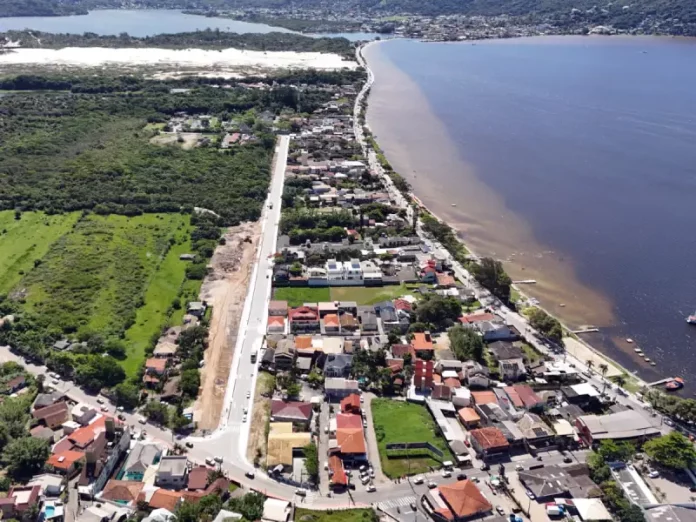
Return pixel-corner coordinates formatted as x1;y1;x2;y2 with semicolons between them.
145;358;168;375
414;359;434;392
516;413;555;445
358;309;378;333
328;454;348;489
268;301;288;317
71;403;97;426
101;480;145;505
187;466;209;491
33;401;69;429
452;387;472;408
318;302;338;317
326;260;345;281
360;260;383;283
436;273;456;288
261;498;291;522
27;474;64;497
267;316;286;334
422;479;493;521
562;383;602;409
266;423;311;468
5;375;26;394
123;442;163;481
412;332;435;357
432;384;452;401
335;414;367;463
325;378;360;402
273;339;296;371
323;313;340;334
53;340;71;351
458;408;481;429
487;342;525;381
462;361;490;388
518;464;601;501
476;321;518;342
47;450;85;476
468;427;510;460
153;327;180;358
323;354;353;378
513;384;544;410
156;456;189;489
140;488;183;513
340;394;361;414
270;400;313;428
339;313;360;333
289;306;320;333
0;485;40;518
471;390;498;406
32;391;65;412
575;410;661;445
186;301;207;318
420;265;438;283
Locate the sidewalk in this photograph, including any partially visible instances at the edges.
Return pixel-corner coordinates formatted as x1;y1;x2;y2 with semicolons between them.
362;393;389;485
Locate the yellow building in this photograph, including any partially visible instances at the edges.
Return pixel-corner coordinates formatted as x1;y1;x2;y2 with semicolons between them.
266;423;311;469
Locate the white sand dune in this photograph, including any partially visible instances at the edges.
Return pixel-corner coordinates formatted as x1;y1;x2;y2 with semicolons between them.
0;47;358;71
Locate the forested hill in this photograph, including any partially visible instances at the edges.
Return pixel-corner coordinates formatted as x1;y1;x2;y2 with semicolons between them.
1;30;354;57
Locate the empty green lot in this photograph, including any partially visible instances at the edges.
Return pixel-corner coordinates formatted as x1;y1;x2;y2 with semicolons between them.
0;211;80;294
371;399;453;478
272;286;330;307
293;509;378;522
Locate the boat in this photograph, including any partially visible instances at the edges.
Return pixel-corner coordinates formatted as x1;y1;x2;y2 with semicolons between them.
626;338;634;344
651;362;657;366
665;377;685;391
644;358;651;363
634;348;643;353
451;203;457;207
687;312;696;324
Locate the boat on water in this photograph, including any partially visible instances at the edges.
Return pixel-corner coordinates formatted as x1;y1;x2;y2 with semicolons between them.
634;348;642;353
626;338;634;344
644;357;651;363
665;377;685;391
687;312;696;324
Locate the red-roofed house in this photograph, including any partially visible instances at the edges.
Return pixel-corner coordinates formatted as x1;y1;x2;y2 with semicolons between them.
444;377;461;389
267;315;286;334
412;332;434;356
32;401;69;429
504;386;524;409
328;455;348;489
340;394;361;414
513;384;544;410
101;480;145;505
423;479;493;521
457;408;481;429
145;358;168;375
187;466;209;491
141;489;182;512
335;414;367;463
323;313;340;334
289;306;320;333
394;299;412;312
436;273;456;288
270;400;313;428
390;344;413;359
0;486;40;518
459;313;496;325
469;427;510;459
414;359;434;391
471;390;498;406
268;300;288;316
47;450;86;476
432;384;452;401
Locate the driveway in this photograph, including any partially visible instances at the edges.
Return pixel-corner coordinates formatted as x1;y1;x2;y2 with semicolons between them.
362;392;389;485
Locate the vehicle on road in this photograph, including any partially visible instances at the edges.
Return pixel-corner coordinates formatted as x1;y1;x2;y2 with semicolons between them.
456;474;467;481
563;457;573;464
366;484;376;492
664;418;674;427
214;456;223;463
526;490;535;499
361;476;370;485
51;379;59;385
496;506;506;515
441;470;451;478
138;416;147;424
295;488;307;497
185;442;193;448
324;461;328;471
515;464;524;471
242;414;248;423
205;457;215;466
100;406;109;412
428;481;437;489
117;414;126;421
245;471;255;479
413;475;424;485
648;470;660;478
246;391;251;399
96;397;105;404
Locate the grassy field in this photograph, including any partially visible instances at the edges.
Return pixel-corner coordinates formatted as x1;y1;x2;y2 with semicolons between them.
0;211;80;295
273;287;330;307
121;216;193;376
293;508;377;522
371;399;453;478
20;214;187;356
520;342;543;364
329;284;415;305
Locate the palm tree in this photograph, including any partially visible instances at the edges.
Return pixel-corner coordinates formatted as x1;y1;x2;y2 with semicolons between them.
598;363;609;393
586;359;594;372
614;375;627;398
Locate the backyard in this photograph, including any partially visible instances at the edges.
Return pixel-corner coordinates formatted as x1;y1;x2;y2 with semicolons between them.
329;284;417;305
371;399;453;478
273;287;331;307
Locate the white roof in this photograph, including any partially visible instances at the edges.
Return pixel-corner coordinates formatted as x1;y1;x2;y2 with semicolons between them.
442;370;459;379
568;498;612;521
261;498;291;522
571;382;600;397
143;508;176;522
212;509;243;522
552;419;575;437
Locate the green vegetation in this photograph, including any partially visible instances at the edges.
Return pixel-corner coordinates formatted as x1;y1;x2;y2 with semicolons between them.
371;399;452;477
527;307;564;344
470;257;512;303
644;388;696;424
303;442;319;482
273;287;331;307
421;213;468;264
414;293;462;329
520;342;542;363
329;284;412;305
293;508;379;522
0;211;80;294
3;29;354;57
448;325;484;362
644;432;696;469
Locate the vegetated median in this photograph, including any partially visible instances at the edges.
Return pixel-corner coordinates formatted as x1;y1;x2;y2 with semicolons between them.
371;399;453;478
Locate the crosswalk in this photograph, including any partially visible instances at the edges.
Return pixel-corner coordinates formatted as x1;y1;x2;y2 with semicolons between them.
378;495;417;511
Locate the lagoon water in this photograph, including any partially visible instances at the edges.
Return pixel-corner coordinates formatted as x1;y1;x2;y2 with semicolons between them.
0;9;378;40
365;37;696;383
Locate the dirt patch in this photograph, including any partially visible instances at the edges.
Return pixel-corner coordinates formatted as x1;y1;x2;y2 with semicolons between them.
247;371;275;466
150;132;203;149
193;221;260;431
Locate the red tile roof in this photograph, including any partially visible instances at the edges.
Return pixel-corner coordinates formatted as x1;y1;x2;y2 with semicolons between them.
324;314;340;327
459;312;496;324
386;358;404;373
187;466;208;490
329;455;348;486
336;413;362;429
471;390;498;405
47;450;85;471
444;377;461;389
504;386;524;408
412;332;434;351
270;400;313;421
458;408;481;424
340;394;361;413
437;480;492;519
470;427;509;451
294;335;313;350
436;273;456;287
32;401;69;427
514;384;542;408
267;316;285;327
102;480;144;503
336;428;366;454
144;489;182;512
432;384;452;401
390;344;412;358
68;416;107;448
393;299;412;312
289;306;319;321
145;358;167;373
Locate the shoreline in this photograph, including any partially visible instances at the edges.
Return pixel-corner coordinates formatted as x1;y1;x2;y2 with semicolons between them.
356;39;650;390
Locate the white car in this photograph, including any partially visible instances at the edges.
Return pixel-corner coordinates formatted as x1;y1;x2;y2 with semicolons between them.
96;398;105;405
205;457;215;466
515;464;524;471
214;456;223;463
366;484;376;492
442;470;451;478
246;391;251;399
242;414;248;423
100;406;109;412
413;475;424;485
664;418;674;427
51;379;59;385
138;416;147;424
648;470;660;478
360;396;365;403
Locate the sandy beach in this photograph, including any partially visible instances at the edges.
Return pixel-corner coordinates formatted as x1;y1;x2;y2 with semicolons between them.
0;47;358;73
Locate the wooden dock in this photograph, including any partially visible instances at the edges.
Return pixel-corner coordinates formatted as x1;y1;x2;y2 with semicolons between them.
572;328;600;334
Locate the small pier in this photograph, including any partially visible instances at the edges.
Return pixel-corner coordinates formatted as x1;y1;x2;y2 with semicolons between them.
572;328;600;334
512;280;537;284
647;378;673;387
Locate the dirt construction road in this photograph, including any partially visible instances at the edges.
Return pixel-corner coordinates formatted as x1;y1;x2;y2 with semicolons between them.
193;221;260;431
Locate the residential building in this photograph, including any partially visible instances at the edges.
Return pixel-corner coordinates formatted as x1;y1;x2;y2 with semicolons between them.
153;327;180;358
518;464;601;501
187;466;208;491
268;301;288;317
476;321;518;342
261;498;291;522
323;354;353;378
289;306;320;333
318;302;338;317
513;384;544;410
32;391;65;411
0;486;40;518
267;316;286;334
357;308;378;333
71;403;97;426
266;423;311;469
33;401;69;429
326;260;345;281
412;332;435;357
360;260;383;284
325;378;360;402
458;408;481;429
422;479;493;521
328;454;348;489
516;413;555;445
575;410;661;445
156;456;189;489
101;480;145;505
186;301;207;318
340;394;361;414
414;359;434;392
339;313;360;333
461;361;490;388
145;358;168;375
123;441;163;481
488;342;525;381
469;427;510;460
334;413;367;464
273;339;296;371
270;400;313;428
344;259;363;280
323;313;340;334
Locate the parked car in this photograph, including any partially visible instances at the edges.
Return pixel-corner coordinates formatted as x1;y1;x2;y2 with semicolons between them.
214;456;223;463
295;488;307;497
456;474;467;481
96;397;105;405
245;471;255;479
205;457;215;466
428;481;437;489
526;490;536;499
361;476;371;485
496;506;506;515
441;470;451;478
366;484;376;492
515;464;524;471
185;442;193;448
563;456;573;464
648;470;660;478
413;475;424;485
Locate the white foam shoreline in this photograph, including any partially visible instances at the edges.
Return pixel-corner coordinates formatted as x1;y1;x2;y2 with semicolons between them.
0;47;358;70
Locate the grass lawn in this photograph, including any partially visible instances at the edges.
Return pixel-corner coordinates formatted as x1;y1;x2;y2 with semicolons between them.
520;342;543;364
293;508;377;522
371;399;453;478
273;287;330;307
0;211;80;294
329;284;414;305
20;214;187;371
121;216;192;376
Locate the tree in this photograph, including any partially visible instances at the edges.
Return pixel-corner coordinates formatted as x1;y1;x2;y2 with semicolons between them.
2;437;50;480
448;325;484;362
113;382;140;410
586;359;594;372
644;432;696;469
415;294;462;327
471;257;512;302
0;398;30;439
597;440;635;463
303;442;319;482
104;339;127;359
527;308;563;344
306;369;324;388
227;492;265;521
179;369;201;398
286;382;301;398
75;355;125;391
143;401;169;425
